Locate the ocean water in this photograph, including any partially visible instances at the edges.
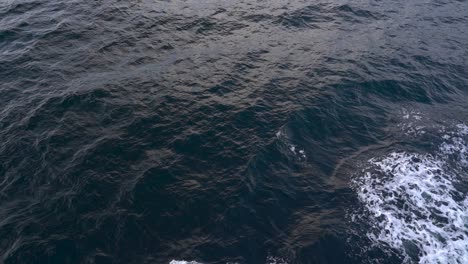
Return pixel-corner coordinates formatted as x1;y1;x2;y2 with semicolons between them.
1;0;468;263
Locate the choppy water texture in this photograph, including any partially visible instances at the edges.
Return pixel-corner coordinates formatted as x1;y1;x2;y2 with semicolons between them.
1;0;468;263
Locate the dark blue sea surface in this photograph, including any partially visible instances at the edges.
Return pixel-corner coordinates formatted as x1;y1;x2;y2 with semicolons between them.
1;0;468;263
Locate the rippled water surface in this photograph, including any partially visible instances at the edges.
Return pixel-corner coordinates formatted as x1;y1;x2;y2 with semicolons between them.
1;0;468;263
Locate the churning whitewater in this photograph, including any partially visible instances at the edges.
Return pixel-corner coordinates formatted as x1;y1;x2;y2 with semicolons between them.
351;123;468;263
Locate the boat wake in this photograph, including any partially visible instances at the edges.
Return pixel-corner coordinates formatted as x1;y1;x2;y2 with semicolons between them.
351;123;468;263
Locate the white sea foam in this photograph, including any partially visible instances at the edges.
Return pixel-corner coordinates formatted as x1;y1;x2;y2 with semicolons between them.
275;127;306;160
352;124;468;263
169;257;287;264
266;256;289;264
170;261;204;264
288;144;306;159
439;124;468;166
276;130;282;138
398;109;427;136
402;109;422;120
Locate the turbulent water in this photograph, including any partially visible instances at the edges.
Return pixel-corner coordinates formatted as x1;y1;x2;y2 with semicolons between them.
1;0;468;263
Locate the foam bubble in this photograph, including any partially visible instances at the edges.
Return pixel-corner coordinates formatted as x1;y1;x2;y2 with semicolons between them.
351;124;468;263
